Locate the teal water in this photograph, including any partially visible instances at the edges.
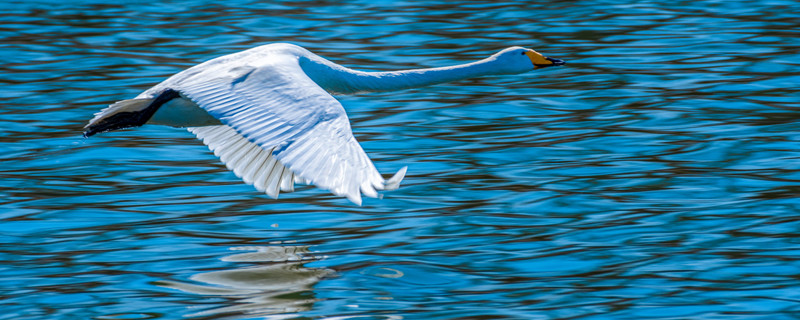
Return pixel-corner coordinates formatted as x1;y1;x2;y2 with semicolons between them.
2;0;800;319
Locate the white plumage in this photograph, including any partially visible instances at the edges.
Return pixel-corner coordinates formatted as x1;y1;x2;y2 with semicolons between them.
85;43;564;204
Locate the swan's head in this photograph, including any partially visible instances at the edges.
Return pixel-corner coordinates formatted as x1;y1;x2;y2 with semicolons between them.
491;46;565;74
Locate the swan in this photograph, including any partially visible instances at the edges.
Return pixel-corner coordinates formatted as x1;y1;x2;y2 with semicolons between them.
84;43;565;205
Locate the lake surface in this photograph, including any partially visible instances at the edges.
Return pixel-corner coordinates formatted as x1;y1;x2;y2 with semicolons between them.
2;0;800;319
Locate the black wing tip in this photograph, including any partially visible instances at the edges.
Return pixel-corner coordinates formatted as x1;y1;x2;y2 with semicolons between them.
82;88;182;138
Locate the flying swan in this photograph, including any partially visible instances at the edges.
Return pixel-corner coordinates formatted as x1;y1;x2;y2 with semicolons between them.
84;43;565;205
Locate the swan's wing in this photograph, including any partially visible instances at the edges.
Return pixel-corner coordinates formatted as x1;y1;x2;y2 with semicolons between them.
188;125;302;198
175;55;405;205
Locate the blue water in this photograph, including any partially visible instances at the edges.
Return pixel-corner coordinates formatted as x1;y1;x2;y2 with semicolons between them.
2;0;800;319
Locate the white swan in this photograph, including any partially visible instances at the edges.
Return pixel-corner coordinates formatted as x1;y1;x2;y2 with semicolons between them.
84;43;565;204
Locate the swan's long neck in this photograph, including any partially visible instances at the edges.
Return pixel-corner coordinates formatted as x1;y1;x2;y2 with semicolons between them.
300;55;498;95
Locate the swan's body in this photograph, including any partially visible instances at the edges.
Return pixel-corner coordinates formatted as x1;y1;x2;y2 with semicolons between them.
85;43;564;204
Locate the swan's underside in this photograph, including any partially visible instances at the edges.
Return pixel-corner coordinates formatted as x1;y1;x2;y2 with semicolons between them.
84;90;310;198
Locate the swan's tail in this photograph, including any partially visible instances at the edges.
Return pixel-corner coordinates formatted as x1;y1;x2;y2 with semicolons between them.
84;98;153;137
83;89;180;137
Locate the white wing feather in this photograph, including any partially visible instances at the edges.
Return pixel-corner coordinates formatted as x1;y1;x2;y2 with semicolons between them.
189;125;298;198
169;50;404;204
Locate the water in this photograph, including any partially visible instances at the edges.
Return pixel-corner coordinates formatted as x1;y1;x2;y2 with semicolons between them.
2;0;799;319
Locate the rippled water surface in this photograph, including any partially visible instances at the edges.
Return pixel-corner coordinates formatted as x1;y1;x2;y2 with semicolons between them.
2;0;800;319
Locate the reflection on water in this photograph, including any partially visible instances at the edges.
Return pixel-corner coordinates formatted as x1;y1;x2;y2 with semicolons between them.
156;245;331;319
2;0;800;319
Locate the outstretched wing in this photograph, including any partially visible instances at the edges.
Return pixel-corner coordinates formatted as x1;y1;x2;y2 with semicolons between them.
168;53;404;205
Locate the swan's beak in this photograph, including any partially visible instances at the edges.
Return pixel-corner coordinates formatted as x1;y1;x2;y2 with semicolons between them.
525;50;566;69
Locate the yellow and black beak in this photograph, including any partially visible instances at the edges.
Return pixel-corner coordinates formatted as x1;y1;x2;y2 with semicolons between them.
525;50;566;69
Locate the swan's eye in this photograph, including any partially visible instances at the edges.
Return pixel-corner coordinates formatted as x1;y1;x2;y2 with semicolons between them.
520;51;526;55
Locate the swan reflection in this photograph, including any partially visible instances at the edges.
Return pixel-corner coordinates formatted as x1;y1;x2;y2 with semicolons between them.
156;245;332;318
